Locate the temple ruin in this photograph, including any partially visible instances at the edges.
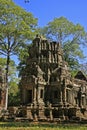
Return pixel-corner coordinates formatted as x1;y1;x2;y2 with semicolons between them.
17;35;87;121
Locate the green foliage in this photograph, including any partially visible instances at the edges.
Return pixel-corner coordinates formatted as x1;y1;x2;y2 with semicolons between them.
17;43;32;78
0;57;6;74
45;17;74;42
0;0;37;57
40;17;86;71
0;57;20;106
0;0;38;107
63;40;84;70
8;78;20;106
0;57;16;76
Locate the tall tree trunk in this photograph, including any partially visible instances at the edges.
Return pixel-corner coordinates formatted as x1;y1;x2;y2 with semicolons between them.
5;53;10;110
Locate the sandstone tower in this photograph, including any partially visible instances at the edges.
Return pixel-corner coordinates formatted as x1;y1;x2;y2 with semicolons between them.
19;35;87;121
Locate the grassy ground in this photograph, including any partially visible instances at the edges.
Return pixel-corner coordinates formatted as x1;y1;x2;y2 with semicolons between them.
0;122;87;130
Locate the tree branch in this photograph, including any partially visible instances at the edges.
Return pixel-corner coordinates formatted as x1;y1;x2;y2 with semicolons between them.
0;51;7;56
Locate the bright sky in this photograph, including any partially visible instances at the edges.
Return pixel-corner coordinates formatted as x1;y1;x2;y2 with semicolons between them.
13;0;87;62
13;0;87;29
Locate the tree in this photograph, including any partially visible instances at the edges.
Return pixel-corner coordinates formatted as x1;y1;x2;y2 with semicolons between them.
0;57;20;106
80;63;87;75
8;77;20;106
40;17;86;71
0;0;38;109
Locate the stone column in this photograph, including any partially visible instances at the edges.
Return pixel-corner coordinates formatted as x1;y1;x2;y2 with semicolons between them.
26;106;33;120
49;51;51;63
63;87;66;106
38;106;46;121
78;88;82;107
51;52;53;63
60;90;63;106
49;104;53;121
33;86;37;105
37;87;40;104
58;88;63;106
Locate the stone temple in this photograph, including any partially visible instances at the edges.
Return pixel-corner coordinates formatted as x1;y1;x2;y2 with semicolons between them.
17;35;87;121
0;35;87;122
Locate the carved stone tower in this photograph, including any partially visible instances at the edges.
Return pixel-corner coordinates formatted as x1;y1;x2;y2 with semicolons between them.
19;35;87;121
20;35;64;106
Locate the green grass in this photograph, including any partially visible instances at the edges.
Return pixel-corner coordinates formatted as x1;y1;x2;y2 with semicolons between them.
0;122;87;130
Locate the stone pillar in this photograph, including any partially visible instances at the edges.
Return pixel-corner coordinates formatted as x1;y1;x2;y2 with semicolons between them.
26;106;33;120
68;90;71;104
50;109;53;121
58;107;65;120
78;89;82;107
37;87;40;104
49;51;51;63
33;86;37;105
51;52;53;63
58;88;63;106
49;104;53;121
60;90;63;105
39;41;41;51
38;106;46;121
55;53;57;63
63;87;66;106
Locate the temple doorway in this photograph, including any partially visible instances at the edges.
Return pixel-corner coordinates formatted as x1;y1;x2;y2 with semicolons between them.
27;90;32;103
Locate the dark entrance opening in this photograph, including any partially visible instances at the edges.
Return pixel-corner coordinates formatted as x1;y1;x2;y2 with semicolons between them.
28;90;32;103
54;90;58;99
52;109;59;118
40;89;43;98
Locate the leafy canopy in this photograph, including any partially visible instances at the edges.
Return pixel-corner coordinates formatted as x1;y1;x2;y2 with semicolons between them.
0;0;38;107
0;0;37;57
40;17;86;71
